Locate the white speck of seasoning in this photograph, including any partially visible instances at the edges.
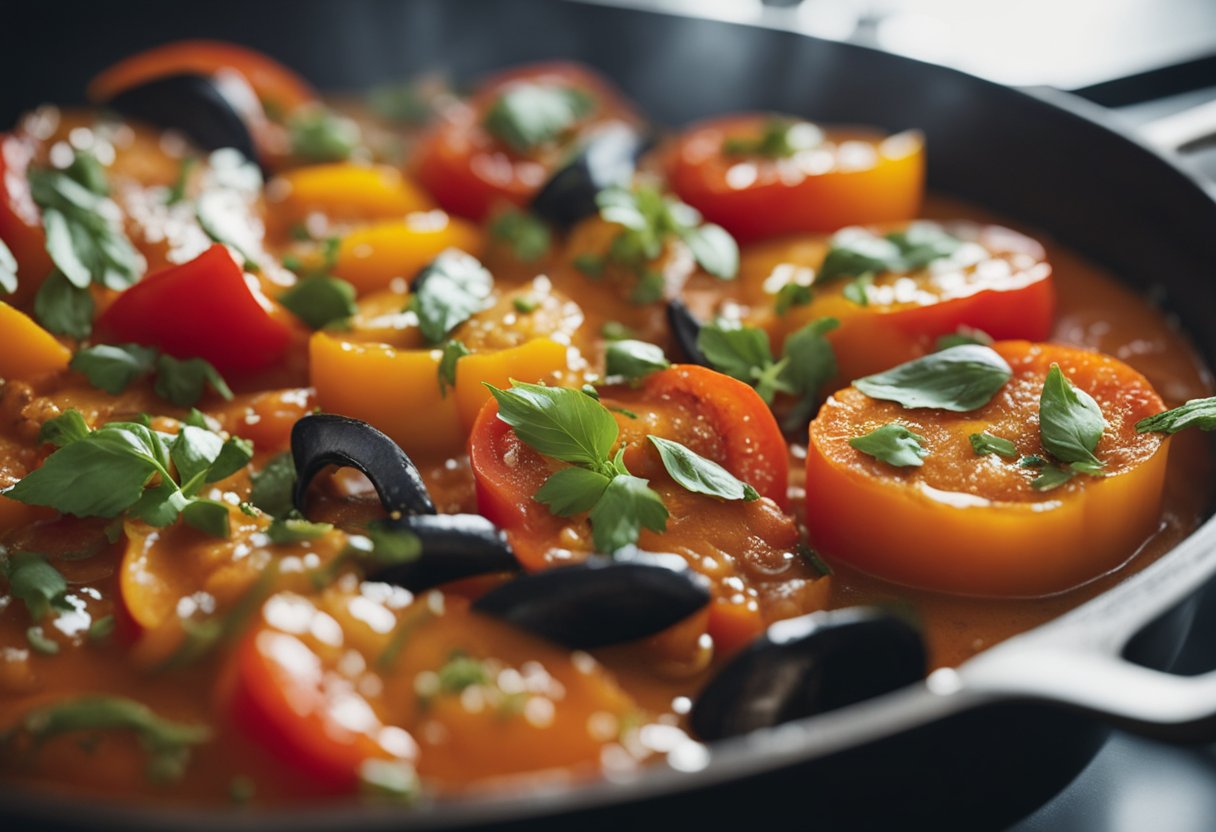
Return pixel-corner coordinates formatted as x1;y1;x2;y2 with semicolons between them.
378;726;419;761
667;740;711;772
600;743;639;776
524;697;556;728
587;712;619;742
414;672;440;700
671;696;693;715
497;668;525;695
421;720;448;745
358;674;383;699
640;724;690;754
502;444;520;469
309;611;344;647
347;595;397;635
460;685;487;714
571;651;597;675
337;649;367;678
328;688;379;734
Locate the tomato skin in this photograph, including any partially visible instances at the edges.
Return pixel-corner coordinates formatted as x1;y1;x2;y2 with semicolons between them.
412;62;639;221
666;114;924;243
97;244;295;375
0;132;52;305
87;40;316;114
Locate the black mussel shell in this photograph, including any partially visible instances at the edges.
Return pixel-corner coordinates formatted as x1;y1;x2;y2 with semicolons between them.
371;514;520;592
472;554;711;649
667;297;709;367
530;123;650;228
291;414;435;517
690;607;927;741
106;72;258;162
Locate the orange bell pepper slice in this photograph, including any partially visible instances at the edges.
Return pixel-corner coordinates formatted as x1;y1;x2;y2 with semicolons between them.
0;300;71;381
269;163;434;228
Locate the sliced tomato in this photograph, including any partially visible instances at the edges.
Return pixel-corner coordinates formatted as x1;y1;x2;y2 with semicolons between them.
666;113;924;243
96;244;296;375
469;365;821;651
412;62;640;221
806;340;1169;596
0;132;52;305
87;40;316;115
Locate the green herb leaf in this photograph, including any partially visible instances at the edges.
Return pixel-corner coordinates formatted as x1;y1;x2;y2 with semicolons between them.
0;238;17;294
486;381;619;469
34;269;94;339
843;273;872;306
885;223;964;270
534;467;612;516
489;210;551;262
353;525;422;568
164;156;197;206
437;651;490;693
267;517;334;545
513;295;539;314
1038;363;1105;470
70;343;158;394
697;321;778;390
181;499;230;537
600;320;634;341
573;253;604;278
409;250;494;344
88;615;116;642
774;282;812;315
366;79;435;125
587;473;668;553
26;626;59;655
680;223;738;280
1030;465;1076;491
778;317;840;404
207;436;254;484
438;339;470;397
38;410;90;448
853;345;1012;412
819;222;962;283
1019;455;1048;469
605;339;670;382
279;275;357;330
6;695;211;783
288;107;362;162
2;552;70;621
849;423;929;467
969;432;1018;459
722;119;823;158
648;435;759;501
129;480;189;527
153;354;233;407
483;84;594;153
249;453;296;518
1135;396;1216;435
359;759;421;804
936;326;993;352
169;425;225;493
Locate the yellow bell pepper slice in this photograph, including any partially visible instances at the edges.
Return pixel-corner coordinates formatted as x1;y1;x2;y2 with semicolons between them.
272;162;434;225
0;300;71;381
454;337;571;431
334;213;483;295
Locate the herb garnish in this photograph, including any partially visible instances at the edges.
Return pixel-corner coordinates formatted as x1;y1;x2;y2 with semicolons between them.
647;436;759;501
34;270;95;339
853;345;1012;412
437;339;471;396
969;432;1018;459
817;222;963;291
4;410;251;536
1;696;211;783
936;326;993;352
164;156;197;206
279;236;356;330
849;424;929;467
722;119;823;158
605;339;670;383
774;281;812;315
595;185;739;288
1038;363;1106;476
409;250;494;344
489;210;552;262
288;107;363;162
249;453;297;519
2;552;71;622
1135;396;1216;435
483;83;594;153
70;344;233;407
359;759;421;803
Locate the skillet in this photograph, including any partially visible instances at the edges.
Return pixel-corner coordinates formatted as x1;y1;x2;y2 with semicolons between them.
3;0;1216;828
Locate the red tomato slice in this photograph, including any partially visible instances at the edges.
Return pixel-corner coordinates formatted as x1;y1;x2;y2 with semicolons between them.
412;62;640;221
87;40;316;115
666;113;925;243
96;243;295;375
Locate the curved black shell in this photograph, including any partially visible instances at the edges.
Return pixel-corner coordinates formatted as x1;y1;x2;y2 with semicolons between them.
106;72;258;162
666;297;710;367
472;554;711;649
370;514;520;592
690;606;927;741
530;123;650;228
291;413;435;517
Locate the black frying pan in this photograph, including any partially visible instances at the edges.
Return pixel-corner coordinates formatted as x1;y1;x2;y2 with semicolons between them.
4;1;1216;829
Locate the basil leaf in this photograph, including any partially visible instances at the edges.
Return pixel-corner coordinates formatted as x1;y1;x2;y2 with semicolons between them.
774;282;812;315
207;437;254;484
9;695;211;783
129;481;189;527
267;517;333;545
181;499;230;538
288;108;362;162
347;525;422;568
38;410;89;448
171;425;226;494
250;453;296;518
1030;465;1076;492
154;354;233;407
648;435;759;502
936;326;993;352
1039;363;1105;469
513;295;539;314
969;432;1018;459
697;322;776;386
1135;396;1216;435
605;339;670;382
680;223;738;280
588;473;668;554
849;423;929;467
885;223;964;270
853;345;1012;412
490;210;551;262
483;84;594;153
534;467;612;516
778;317;840;400
26;625;59;655
279;275;357;330
843;273;872;306
486;381;619;470
0;238;17;294
438;339;470;397
722;119;823;158
65;150;109;196
2;552;70;621
34;269;94;339
165;157;197;206
409;250;494;344
818;232;899;283
70;343;158;394
87;615;116;642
